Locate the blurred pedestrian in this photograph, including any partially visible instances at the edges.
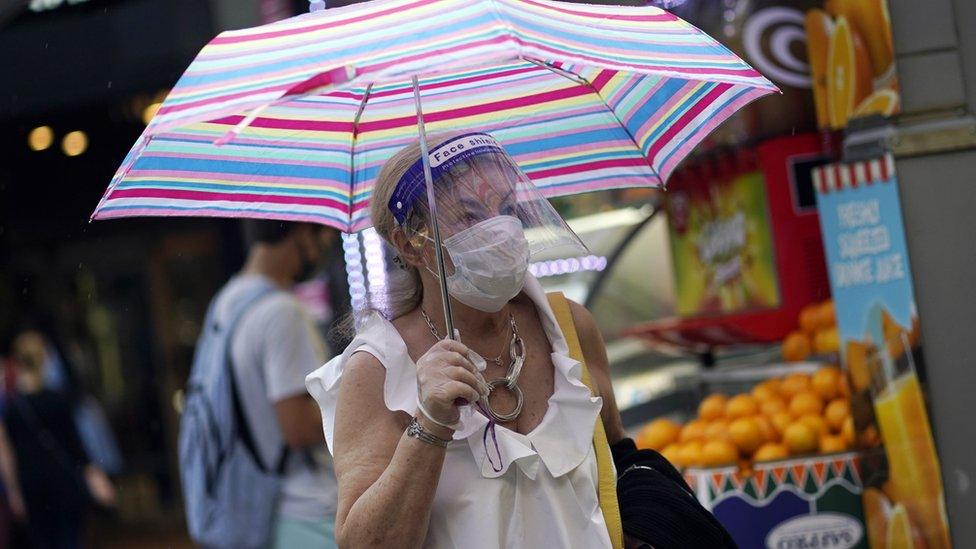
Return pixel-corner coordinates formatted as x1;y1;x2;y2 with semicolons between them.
3;330;116;549
180;220;338;549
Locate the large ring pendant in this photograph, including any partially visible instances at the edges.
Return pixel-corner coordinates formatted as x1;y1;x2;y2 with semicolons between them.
484;378;523;423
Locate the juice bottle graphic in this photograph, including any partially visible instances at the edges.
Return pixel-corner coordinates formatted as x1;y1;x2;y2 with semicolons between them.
872;331;951;549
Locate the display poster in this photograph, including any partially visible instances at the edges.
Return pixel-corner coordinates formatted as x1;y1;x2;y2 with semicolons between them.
667;171;780;317
814;156;950;549
804;0;900;129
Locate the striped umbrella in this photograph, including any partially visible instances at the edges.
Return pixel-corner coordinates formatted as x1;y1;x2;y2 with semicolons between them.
92;0;778;232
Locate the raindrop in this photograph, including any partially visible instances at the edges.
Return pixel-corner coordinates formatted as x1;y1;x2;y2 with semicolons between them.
107;81;113;89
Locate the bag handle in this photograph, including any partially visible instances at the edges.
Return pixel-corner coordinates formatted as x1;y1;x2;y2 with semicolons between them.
547;292;624;549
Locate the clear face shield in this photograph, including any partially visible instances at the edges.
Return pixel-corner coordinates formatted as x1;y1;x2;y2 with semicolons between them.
388;132;587;311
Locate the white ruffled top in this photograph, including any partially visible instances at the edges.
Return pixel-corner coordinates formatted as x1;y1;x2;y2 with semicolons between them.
306;275;612;548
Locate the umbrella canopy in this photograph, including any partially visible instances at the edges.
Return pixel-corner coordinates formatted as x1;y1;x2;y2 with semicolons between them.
92;0;777;232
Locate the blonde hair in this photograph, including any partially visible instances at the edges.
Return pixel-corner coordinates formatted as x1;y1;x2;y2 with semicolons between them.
365;131;462;321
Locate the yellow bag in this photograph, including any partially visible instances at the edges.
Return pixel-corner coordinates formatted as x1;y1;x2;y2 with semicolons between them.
547;292;624;549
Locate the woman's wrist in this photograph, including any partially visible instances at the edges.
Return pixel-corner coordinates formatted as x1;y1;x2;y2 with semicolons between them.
415;413;455;440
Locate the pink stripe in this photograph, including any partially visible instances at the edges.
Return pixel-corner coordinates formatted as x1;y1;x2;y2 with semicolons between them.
127;169;347;187
633;81;700;139
96;207;351;231
108;188;349;210
647;83;731;159
326;35;513;87
158;84;290;117
209;114;353;132
657;88;770;182
515;0;677;22
527;157;649;180
210;0;437;45
358;85;591;132
362;65;540;101
524;42;764;80
136;149;349;169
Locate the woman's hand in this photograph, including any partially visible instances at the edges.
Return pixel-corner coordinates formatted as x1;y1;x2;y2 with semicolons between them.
416;339;489;430
84;465;117;508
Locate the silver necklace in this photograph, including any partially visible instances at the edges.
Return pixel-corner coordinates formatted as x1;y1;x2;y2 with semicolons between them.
420;309;526;423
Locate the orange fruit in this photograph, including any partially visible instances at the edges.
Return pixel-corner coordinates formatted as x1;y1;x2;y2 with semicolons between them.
812;366;842;400
679;419;707;443
780;373;812;399
638;418;682;450
798;304;821;334
782;331;812;362
854;89;899;117
725;394;759;420
841;416;855;445
819;434;848;454
813;327;840;355
701;440;739;467
753;442;790;462
804;9;834;128
753;379;781;399
783;422;819;455
678;440;705;468
826;17;873;129
799;414;829;436
661;443;682;467
751;382;778;402
760;397;788;417
818;300;836;328
770;412;793;437
698;394;728;421
824;399;851;431
789;391;825;418
728;417;765;455
753;415;777;443
704;419;731;442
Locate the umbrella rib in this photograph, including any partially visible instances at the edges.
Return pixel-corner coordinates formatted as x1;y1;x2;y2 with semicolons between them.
521;56;661;187
347;83;373;231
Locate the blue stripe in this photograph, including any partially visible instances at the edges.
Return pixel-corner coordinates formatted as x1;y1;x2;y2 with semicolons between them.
133;156;348;181
115;180;350;201
639;82;715;150
99;203;348;224
656;87;754;170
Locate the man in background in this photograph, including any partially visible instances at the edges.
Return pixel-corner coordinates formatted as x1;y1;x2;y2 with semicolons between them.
213;220;338;547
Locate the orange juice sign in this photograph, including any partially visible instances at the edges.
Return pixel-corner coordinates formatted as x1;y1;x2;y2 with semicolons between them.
666;171;780;317
814;157;951;549
805;0;900;129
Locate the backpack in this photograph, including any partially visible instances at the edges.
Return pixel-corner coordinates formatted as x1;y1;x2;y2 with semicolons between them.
178;280;289;548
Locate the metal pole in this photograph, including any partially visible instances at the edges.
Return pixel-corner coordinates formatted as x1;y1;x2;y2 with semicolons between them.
412;75;456;340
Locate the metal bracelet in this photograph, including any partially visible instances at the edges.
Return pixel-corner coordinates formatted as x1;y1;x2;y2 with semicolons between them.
407;417;451;448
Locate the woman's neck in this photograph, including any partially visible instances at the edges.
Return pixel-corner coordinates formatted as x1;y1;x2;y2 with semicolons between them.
417;275;510;339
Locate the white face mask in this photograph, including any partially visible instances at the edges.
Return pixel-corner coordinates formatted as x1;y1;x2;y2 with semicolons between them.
426;215;530;312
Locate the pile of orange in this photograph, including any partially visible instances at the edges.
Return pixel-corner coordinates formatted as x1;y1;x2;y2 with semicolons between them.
783;300;839;362
636;365;855;470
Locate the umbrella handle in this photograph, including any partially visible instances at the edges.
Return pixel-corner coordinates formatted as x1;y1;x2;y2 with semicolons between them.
412;75;457;340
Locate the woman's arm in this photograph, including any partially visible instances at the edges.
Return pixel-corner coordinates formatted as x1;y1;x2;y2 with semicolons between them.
568;300;627;444
0;421;25;520
332;340;485;548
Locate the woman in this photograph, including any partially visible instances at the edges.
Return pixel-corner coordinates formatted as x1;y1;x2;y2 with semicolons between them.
3;330;116;549
307;131;627;548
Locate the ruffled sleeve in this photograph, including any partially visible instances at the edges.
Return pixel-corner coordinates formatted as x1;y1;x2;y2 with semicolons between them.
305;311;420;453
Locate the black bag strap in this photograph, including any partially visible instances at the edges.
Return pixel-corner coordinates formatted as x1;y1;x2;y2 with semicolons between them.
218;283;290;475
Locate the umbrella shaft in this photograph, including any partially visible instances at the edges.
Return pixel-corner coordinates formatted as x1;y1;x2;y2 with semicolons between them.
412;75;456;340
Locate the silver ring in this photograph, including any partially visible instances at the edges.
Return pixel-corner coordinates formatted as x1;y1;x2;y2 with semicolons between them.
485;378;523;423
